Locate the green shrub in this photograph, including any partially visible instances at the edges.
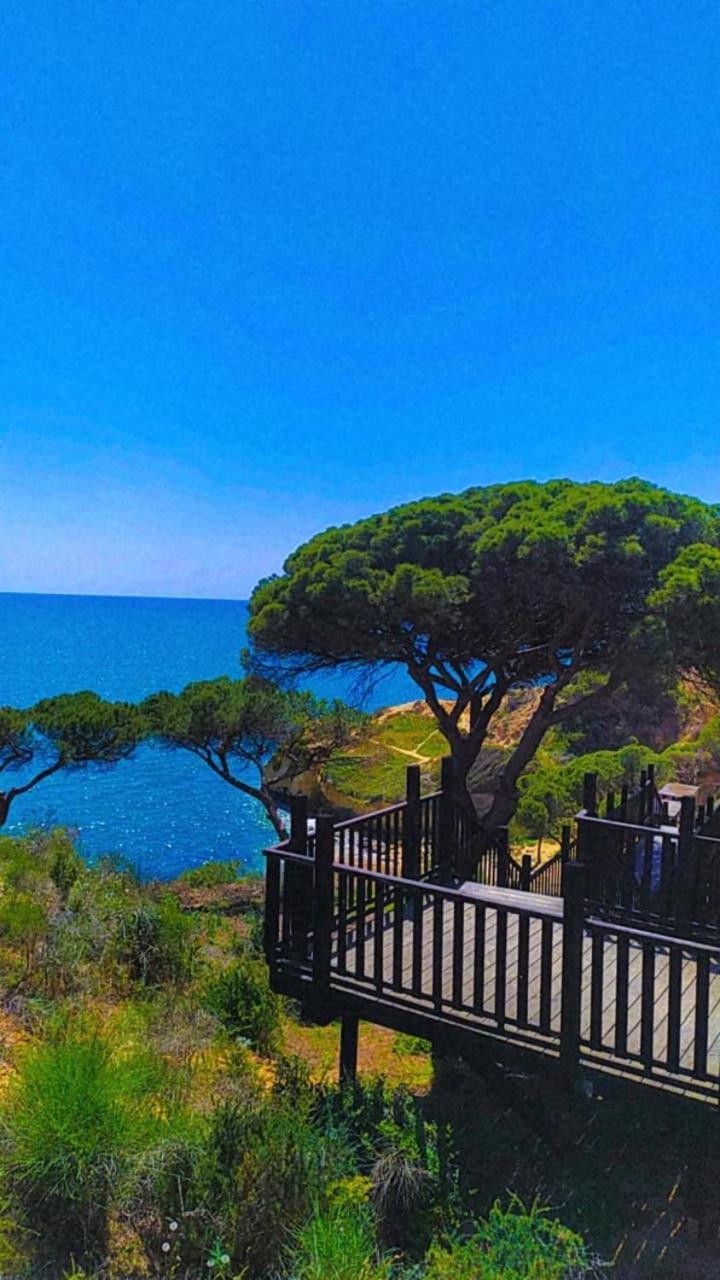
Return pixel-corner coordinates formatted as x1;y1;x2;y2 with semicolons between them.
116;894;198;987
0;1022;173;1260
177;859;243;887
316;1079;460;1256
142;1093;343;1277
393;1032;432;1057
289;1200;390;1280
203;955;283;1054
48;832;83;899
423;1196;596;1279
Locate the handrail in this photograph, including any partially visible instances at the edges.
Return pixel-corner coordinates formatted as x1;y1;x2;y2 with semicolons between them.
333;800;407;829
577;811;678;839
265;841;564;919
333;789;442;831
585;911;720;956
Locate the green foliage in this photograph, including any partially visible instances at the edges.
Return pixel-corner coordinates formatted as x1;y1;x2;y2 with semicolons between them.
650;542;720;687
144;674;366;835
116;894;199;987
177;858;243;886
0;694;145;827
514;743;661;840
289;1199;391;1280
393;1032;433;1057
203;954;283;1053
142;1093;343;1278
0;1020;174;1256
423;1196;595;1279
249;479;720;824
317;1079;460;1255
32;691;146;767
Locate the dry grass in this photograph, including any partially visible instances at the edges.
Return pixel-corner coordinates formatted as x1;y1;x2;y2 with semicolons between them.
283;1018;433;1091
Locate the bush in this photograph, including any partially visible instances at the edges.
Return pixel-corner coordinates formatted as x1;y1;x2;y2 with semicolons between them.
177;859;243;887
116;894;198;987
289;1200;390;1280
316;1079;460;1256
203;955;283;1054
423;1196;597;1279
0;1022;173;1261
141;1093;343;1278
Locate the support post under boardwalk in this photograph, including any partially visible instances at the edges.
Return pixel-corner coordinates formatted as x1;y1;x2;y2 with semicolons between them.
560;862;586;1079
339;1013;359;1084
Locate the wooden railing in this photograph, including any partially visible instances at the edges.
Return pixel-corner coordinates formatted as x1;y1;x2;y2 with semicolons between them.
264;829;720;1101
578;912;720;1096
577;771;720;940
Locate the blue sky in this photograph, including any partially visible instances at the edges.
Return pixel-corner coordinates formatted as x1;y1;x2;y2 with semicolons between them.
2;1;719;598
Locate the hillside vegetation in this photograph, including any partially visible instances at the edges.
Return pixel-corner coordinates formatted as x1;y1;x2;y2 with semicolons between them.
322;679;719;851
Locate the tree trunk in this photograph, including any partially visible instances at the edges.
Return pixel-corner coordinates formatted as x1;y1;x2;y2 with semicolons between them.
0;793;10;828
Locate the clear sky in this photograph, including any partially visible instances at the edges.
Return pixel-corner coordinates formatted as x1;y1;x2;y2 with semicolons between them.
2;1;719;599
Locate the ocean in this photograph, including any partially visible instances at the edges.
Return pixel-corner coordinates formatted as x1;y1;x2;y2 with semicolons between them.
0;593;416;878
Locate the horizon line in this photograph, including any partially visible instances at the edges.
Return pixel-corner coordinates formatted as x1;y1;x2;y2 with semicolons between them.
0;589;250;606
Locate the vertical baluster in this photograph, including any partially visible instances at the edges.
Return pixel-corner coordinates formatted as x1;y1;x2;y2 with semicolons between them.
640;940;656;1070
539;917;553;1033
614;933;629;1057
432;894;445;1010
452;899;464;1008
694;951;710;1077
404;766;421;880
660;836;674;917
494;905;507;1026
392;884;404;990
589;929;604;1049
412;885;424;996
666;943;682;1072
640;830;653;914
373;881;385;993
517;906;530;1028
337;868;348;974
473;902;486;1013
356;876;366;981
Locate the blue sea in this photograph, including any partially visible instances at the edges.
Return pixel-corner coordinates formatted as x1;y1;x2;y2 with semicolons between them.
0;594;416;879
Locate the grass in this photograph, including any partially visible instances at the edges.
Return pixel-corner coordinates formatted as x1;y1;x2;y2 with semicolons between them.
0;1016;180;1261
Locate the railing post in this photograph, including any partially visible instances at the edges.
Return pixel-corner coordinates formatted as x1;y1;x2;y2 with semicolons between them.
520;853;532;893
403;764;421;880
582;772;598;817
577;773;598;891
560;862;586;1079
438;756;455;884
647;762;656;796
288;795;310;956
675;795;697;923
496;827;509;888
264;853;281;964
639;769;648;824
561;824;571;863
312;814;335;995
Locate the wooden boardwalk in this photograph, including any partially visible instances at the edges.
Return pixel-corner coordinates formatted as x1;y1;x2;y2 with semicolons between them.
265;779;720;1105
326;877;720;1100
